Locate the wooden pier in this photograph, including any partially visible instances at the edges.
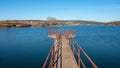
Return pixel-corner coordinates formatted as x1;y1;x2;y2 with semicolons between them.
61;36;78;68
43;29;97;68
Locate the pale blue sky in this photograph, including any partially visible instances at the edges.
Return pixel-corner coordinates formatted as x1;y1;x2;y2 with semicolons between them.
0;0;120;22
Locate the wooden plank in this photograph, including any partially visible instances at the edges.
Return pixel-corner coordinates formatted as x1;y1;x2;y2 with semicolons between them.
57;36;78;68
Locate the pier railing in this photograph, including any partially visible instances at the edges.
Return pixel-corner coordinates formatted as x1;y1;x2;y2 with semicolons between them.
43;33;62;68
48;29;76;38
69;38;97;68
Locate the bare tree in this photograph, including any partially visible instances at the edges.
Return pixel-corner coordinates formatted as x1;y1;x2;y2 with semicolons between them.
47;17;57;26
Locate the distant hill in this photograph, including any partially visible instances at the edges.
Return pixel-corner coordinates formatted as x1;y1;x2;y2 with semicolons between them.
0;20;46;28
57;20;104;25
2;20;120;28
0;20;105;28
106;21;120;26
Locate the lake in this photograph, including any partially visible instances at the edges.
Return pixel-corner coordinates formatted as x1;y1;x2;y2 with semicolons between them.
0;26;120;68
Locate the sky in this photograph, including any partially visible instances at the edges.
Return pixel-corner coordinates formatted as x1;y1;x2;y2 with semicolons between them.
0;0;120;22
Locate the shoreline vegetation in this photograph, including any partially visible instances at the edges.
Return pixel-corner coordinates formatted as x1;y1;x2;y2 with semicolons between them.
0;17;120;28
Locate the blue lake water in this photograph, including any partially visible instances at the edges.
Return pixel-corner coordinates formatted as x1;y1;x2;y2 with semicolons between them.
0;26;120;68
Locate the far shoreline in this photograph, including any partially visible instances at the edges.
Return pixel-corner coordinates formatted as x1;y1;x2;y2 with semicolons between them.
0;24;120;29
0;20;120;29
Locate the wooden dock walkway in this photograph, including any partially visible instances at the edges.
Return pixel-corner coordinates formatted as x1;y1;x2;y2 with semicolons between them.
60;36;78;68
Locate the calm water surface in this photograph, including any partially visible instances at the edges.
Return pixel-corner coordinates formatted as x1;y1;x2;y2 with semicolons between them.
0;26;120;68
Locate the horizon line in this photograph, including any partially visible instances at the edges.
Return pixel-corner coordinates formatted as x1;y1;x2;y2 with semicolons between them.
0;19;119;23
